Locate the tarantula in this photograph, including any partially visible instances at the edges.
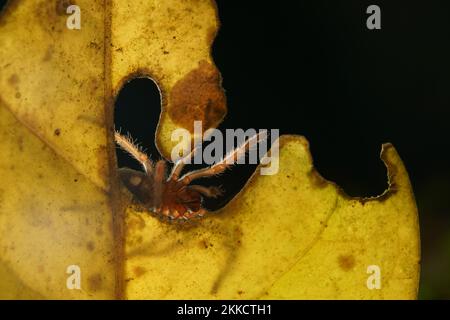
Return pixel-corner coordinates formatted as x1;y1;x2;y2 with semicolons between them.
115;131;265;220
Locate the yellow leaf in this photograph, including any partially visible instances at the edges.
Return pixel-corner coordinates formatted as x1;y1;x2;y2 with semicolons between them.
0;0;419;299
111;0;226;157
0;0;119;299
124;136;420;299
0;0;225;299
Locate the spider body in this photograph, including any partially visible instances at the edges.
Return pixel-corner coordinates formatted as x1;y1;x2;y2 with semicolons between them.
115;131;264;220
118;166;205;219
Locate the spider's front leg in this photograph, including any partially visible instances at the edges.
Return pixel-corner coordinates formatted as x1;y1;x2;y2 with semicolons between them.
115;131;154;174
178;131;267;185
169;145;201;181
114;131;156;207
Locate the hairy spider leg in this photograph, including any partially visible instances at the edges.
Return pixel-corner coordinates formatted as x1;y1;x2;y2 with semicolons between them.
169;144;202;181
179;131;267;185
114;131;153;174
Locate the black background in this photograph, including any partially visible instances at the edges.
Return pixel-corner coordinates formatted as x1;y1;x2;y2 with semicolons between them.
1;0;449;299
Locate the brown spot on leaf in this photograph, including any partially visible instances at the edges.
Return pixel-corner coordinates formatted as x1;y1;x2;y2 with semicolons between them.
338;254;356;272
168;60;226;133
135;235;143;244
8;74;19;86
86;241;95;251
127;214;146;231
15;92;21;99
54;128;61;136
234;226;243;239
199;239;210;249
89;41;102;50
35;1;66;34
42;46;54;62
87;273;103;292
133;266;147;278
55;0;73;15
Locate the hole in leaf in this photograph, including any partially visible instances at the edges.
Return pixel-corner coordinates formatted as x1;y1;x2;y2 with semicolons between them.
114;77;266;211
0;0;8;12
114;77;161;172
